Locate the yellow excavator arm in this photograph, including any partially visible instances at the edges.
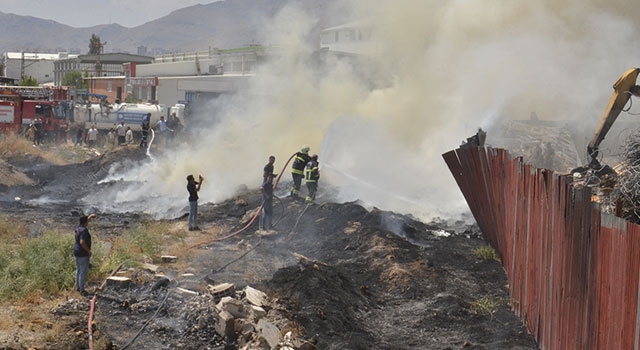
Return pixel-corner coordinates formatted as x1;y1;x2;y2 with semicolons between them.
588;68;640;168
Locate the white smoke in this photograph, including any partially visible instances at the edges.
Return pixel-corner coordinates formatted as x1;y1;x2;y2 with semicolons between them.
86;0;640;222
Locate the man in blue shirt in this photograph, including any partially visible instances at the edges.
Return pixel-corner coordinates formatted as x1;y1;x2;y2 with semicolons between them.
74;213;96;297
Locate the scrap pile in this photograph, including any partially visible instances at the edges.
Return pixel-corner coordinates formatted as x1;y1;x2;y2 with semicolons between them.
599;130;640;224
491;120;580;173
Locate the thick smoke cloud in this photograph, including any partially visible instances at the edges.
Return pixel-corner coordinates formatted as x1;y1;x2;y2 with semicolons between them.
88;0;640;221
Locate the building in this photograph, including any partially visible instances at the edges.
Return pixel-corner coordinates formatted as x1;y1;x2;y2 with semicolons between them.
124;46;272;107
53;53;153;86
84;76;126;103
2;52;77;84
319;19;379;56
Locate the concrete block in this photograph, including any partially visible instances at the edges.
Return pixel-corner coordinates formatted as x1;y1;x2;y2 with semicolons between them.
257;319;280;349
215;310;235;338
106;276;131;289
217;296;248;319
244;286;267;307
208;282;235;301
250;305;266;321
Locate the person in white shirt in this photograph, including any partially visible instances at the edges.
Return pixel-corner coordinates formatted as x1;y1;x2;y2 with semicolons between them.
155;116;173;145
125;126;133;144
87;125;99;148
116;121;126;145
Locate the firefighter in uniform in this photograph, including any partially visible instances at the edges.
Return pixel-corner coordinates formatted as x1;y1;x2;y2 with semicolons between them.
291;145;311;199
305;154;320;203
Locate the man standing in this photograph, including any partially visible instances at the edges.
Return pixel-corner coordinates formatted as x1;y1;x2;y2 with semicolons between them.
263;155;276;182
305;154;320;203
125;126;133;144
87;124;98;148
116;121;126;145
187;174;204;231
74;213;96;297
33;116;43;146
290;145;311;199
140;113;151;148
75;124;84;146
261;173;274;231
155;116;173;145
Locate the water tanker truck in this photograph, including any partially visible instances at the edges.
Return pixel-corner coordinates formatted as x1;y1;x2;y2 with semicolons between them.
74;102;166;132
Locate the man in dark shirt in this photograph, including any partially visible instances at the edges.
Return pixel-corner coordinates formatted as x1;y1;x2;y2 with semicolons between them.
187;174;204;231
261;173;274;230
140;113;151;148
263;155;276;181
74;213;96;296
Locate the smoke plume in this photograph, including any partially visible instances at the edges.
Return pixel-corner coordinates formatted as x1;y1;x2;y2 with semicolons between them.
88;0;640;222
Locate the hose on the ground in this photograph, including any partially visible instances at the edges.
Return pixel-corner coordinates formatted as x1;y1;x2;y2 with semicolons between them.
88;263;123;350
188;152;297;249
120;288;172;350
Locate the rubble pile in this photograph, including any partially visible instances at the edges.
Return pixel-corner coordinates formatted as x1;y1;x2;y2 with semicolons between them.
94;266;315;349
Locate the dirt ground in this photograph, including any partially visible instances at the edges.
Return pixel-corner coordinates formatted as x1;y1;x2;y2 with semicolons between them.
0;145;538;350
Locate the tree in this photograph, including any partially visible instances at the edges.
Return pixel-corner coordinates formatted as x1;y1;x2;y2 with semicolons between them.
62;71;87;88
19;75;38;86
89;34;103;55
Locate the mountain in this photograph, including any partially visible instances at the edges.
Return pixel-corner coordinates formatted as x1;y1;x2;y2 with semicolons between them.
0;0;352;55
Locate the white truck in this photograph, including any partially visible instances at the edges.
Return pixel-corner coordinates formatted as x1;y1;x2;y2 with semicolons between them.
74;102;166;131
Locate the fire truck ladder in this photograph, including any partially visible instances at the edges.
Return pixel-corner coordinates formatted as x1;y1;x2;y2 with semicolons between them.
0;86;51;99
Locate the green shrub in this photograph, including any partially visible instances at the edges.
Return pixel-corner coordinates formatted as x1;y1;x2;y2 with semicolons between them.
0;223;163;300
129;225;162;259
99;225;161;274
471;295;503;318
472;245;500;262
0;232;75;299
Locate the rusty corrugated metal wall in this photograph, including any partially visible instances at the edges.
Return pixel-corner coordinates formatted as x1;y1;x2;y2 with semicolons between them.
442;146;640;350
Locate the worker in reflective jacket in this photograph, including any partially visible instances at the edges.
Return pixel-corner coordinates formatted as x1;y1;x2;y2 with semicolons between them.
305;154;320;203
291;145;311;199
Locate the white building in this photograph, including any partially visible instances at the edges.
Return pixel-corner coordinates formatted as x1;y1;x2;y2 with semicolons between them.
127;46;272;107
319;19;380;56
2;52;78;84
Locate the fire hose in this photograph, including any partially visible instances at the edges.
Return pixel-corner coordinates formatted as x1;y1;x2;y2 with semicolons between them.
188;152;297;249
88;263;123;350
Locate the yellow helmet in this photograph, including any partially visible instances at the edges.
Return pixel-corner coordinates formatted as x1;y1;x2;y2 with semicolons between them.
301;145;310;153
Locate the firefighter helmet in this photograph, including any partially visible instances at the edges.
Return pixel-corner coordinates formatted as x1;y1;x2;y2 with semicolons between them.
301;145;310;153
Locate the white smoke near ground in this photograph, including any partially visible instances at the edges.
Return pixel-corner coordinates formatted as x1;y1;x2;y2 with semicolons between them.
86;0;640;222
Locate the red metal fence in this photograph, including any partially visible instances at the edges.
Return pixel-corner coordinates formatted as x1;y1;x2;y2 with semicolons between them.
443;146;640;350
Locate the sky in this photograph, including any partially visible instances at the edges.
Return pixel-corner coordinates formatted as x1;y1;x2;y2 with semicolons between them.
66;0;640;225
1;0;218;28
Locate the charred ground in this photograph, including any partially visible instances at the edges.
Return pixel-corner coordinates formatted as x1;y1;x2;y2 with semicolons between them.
0;146;538;349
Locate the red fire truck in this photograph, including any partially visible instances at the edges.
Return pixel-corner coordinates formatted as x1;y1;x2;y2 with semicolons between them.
0;86;69;141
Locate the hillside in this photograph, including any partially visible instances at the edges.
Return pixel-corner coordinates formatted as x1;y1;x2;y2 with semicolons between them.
0;0;352;55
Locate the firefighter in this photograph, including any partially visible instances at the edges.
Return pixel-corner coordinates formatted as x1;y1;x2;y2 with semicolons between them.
305;154;320;203
291;145;311;199
140;113;151;148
